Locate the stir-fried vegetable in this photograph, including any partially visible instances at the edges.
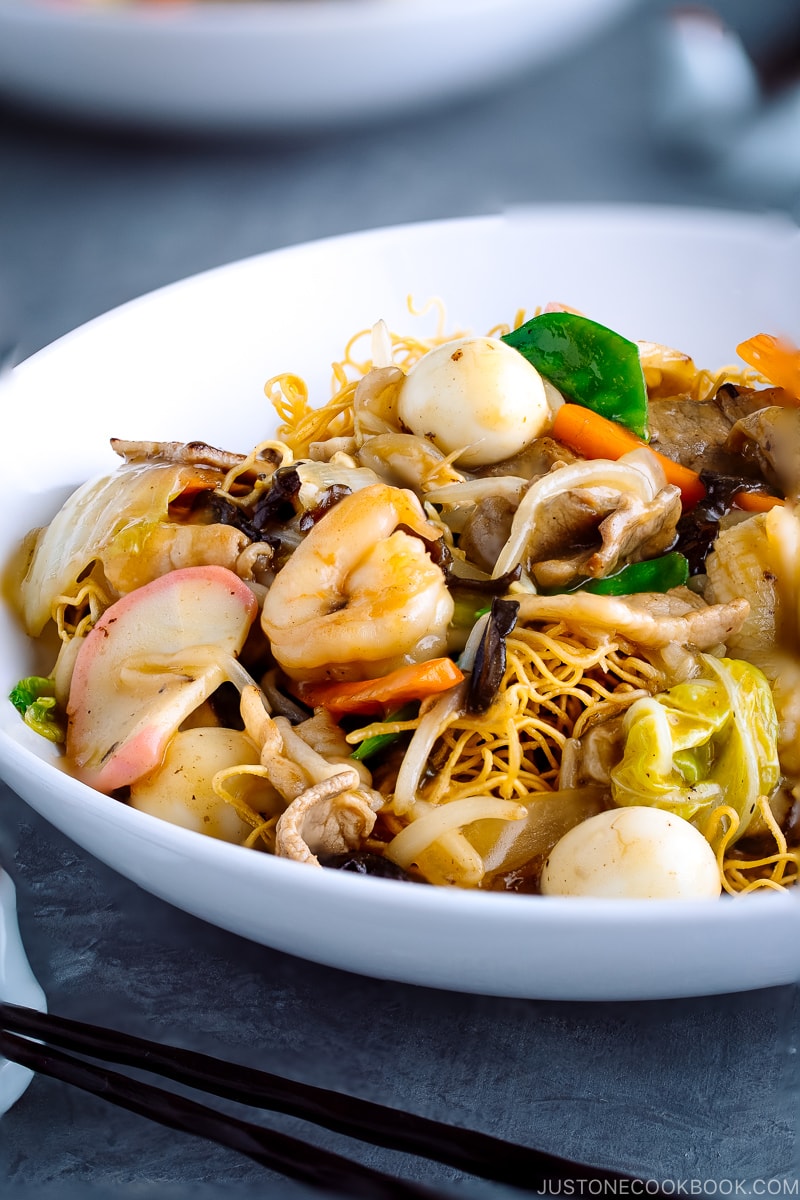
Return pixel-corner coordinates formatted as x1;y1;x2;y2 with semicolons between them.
296;657;464;716
731;491;785;513
551;403;707;507
737;332;800;402
11;307;800;897
9;676;65;744
502;311;649;439
17;462;225;637
581;551;689;596
610;656;780;843
350;704;417;762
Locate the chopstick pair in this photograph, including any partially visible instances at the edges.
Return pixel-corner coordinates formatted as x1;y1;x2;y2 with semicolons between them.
1;1001;658;1199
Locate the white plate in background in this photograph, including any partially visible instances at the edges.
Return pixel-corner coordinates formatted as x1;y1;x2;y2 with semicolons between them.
0;0;640;132
1;206;799;1001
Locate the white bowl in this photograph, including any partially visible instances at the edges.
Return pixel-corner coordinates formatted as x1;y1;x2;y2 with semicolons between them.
0;0;640;132
2;206;800;1000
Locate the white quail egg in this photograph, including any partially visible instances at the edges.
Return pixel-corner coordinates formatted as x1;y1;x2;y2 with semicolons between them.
540;806;722;900
396;336;552;469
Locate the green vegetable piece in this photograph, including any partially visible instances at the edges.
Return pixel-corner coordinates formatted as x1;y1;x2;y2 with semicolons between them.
502;311;649;439
9;676;66;744
452;596;488;629
610;656;780;845
582;551;689;597
351;729;401;762
351;704;416;762
9;675;56;715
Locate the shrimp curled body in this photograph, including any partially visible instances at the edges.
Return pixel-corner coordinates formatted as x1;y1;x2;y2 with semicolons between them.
261;483;453;682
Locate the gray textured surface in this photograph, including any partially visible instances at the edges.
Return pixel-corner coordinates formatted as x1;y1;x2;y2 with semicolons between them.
1;0;800;1195
2;786;798;1197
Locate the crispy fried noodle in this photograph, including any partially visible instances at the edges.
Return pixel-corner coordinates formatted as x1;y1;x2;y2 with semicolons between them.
12;299;800;900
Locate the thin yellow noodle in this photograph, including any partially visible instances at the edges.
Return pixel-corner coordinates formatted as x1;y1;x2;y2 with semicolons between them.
719;797;800;894
701;798;800;895
242;816;280;853
211;764;283;853
217;439;294;506
269;374;358;457
693;364;767;402
386;627;657;882
53;580;111;641
345;717;421;745
405;295;453;339
269;299;469;455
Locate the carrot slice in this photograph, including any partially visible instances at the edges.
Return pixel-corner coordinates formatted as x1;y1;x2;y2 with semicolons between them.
732;491;785;513
296;657;464;716
551;404;707;508
737;333;800;402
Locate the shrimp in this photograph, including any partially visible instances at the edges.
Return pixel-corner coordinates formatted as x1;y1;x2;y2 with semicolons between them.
261;482;453;681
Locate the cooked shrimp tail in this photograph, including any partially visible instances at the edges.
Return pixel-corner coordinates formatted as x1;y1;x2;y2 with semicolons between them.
261;483;453;681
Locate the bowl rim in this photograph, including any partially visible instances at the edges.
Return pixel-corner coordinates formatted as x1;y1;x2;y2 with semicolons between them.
2;204;799;1005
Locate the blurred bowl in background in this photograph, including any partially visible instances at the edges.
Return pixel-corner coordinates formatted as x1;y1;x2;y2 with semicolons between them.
0;0;640;134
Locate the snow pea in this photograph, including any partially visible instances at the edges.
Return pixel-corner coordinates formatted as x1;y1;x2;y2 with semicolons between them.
502;311;649;440
582;551;689;596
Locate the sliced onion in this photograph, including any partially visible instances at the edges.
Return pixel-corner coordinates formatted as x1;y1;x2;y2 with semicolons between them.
387;796;526;869
392;680;467;814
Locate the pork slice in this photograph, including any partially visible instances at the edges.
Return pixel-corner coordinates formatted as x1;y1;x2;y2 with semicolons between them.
515;587;749;649
647;383;786;478
726;406;800;498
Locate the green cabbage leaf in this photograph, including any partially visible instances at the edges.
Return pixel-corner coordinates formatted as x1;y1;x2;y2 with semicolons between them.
610;655;779;843
9;676;66;744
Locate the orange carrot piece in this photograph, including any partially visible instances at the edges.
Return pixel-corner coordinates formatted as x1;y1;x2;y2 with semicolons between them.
297;657;464;716
167;478;217;514
737;333;800;402
551;404;707;508
732;491;785;513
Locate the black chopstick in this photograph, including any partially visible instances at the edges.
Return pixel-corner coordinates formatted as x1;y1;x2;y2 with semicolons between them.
0;1026;440;1200
1;1002;662;1196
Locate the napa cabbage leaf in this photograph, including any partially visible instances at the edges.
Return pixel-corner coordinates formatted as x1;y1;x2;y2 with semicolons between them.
610;655;779;843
